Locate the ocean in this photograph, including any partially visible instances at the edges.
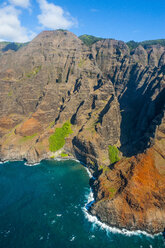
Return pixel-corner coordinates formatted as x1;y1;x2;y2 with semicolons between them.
0;160;164;248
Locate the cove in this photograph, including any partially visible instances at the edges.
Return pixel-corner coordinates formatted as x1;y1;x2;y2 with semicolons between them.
0;160;164;248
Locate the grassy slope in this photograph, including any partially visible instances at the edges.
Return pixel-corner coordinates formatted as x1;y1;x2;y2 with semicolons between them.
0;42;29;52
108;145;120;164
126;39;165;50
49;121;73;152
79;34;165;50
79;34;104;46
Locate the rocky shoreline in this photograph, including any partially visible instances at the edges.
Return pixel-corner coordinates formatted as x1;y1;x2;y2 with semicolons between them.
0;30;165;234
0;150;164;235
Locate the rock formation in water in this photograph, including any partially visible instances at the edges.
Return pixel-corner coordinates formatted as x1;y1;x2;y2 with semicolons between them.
0;30;164;234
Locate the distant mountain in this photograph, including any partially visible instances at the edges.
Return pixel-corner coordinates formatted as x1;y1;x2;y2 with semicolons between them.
0;41;28;54
79;34;104;46
1;35;165;52
126;39;165;50
79;34;165;50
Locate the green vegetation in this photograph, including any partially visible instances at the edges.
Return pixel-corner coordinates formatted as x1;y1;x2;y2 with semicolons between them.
109;187;117;198
79;35;104;46
61;152;68;157
57;29;67;32
99;164;111;173
49;121;73;152
103;167;110;173
48;121;55;129
79;36;165;50
8;90;13;96
0;41;29;52
26;66;41;78
19;133;38;143
127;39;165;51
108;145;120;164
78;58;86;68
99;164;104;170
0;41;10;45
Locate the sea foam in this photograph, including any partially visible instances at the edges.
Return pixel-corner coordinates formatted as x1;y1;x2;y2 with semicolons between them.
83;167;159;238
24;162;40;166
0;160;9;164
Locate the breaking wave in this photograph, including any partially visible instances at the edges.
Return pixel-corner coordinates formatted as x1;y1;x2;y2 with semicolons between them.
24;162;40;166
83;167;160;238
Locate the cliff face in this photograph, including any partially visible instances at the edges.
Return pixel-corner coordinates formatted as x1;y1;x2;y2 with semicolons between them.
0;30;164;234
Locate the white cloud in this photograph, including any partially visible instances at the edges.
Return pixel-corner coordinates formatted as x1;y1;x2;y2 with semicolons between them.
8;0;30;8
0;5;35;42
37;0;77;30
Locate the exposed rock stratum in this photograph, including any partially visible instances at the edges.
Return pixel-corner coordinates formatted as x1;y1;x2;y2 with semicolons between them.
0;30;164;234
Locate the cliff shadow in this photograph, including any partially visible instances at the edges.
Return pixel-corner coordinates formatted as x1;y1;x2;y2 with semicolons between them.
119;65;165;157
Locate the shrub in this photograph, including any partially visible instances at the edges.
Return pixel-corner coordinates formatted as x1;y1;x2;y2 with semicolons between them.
2;42;28;52
8;90;13;96
49;121;73;152
61;153;68;157
126;39;165;51
109;187;117;198
26;66;41;78
79;35;104;46
108;145;120;164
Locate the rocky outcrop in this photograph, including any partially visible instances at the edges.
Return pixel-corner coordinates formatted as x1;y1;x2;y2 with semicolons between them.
0;30;164;234
90;147;165;234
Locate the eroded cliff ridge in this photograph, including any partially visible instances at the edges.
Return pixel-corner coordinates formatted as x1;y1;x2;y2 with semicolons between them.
0;30;164;234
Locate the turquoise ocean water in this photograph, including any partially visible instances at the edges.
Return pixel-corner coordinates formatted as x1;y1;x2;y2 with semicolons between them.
0;160;164;248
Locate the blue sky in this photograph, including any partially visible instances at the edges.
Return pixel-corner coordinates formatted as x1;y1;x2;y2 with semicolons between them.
0;0;164;42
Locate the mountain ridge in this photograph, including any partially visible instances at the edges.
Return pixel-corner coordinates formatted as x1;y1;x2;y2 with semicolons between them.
1;31;165;52
0;30;164;234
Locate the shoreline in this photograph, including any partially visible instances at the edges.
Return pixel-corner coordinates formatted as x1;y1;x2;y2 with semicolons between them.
83;166;161;238
0;157;163;237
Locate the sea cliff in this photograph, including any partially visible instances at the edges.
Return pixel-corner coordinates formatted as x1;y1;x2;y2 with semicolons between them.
0;30;164;234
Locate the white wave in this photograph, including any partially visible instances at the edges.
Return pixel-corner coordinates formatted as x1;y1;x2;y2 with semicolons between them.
24;162;40;166
89;234;95;240
70;235;76;241
71;158;80;163
84;166;93;178
55;158;63;161
85;189;94;204
51;220;56;224
0;160;10;164
56;214;62;217
83;189;160;238
83;206;156;238
54;157;79;162
0;159;27;164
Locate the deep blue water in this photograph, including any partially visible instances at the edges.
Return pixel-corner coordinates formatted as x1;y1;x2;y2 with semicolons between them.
0;160;164;248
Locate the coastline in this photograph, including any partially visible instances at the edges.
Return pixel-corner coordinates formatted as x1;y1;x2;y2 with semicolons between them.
0;157;163;238
83;166;161;238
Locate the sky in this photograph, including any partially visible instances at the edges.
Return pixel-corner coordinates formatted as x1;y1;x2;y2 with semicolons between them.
0;0;164;43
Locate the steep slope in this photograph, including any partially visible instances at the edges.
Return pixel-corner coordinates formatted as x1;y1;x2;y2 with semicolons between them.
0;30;164;234
127;39;165;50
